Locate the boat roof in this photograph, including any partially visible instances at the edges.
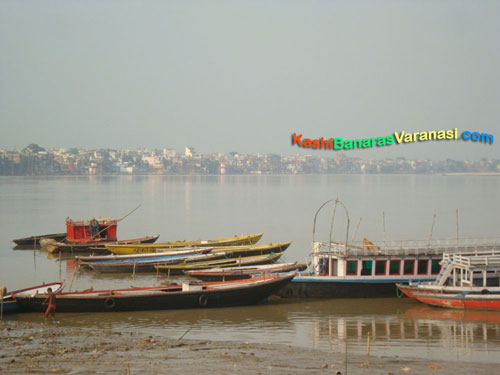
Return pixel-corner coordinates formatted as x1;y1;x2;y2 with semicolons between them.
313;238;500;258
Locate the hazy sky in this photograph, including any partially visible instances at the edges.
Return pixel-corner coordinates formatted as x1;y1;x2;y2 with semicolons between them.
1;1;499;160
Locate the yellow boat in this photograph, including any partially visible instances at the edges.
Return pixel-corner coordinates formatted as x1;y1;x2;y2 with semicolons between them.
210;242;291;258
104;233;263;255
154;251;284;274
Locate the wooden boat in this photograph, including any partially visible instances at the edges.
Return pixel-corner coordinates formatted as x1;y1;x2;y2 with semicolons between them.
397;250;500;311
43;216;159;253
185;262;307;281
104;233;264;255
15;274;295;312
210;242;291;258
76;247;213;263
12;233;66;246
0;282;64;314
47;235;160;253
154;252;284;274
81;252;225;274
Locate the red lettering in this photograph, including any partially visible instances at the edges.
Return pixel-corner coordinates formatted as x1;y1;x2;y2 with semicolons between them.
321;137;330;149
292;133;303;146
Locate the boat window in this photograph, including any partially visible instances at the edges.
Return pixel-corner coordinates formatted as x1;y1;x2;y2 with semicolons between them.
403;260;414;275
318;257;330;276
361;260;372;276
431;260;441;275
346;261;357;276
417;259;429;275
389;260;401;275
375;260;386;276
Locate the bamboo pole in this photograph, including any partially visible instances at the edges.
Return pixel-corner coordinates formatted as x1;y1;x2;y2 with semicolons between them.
351;218;362;243
426;214;437;255
382;212;387;249
344;333;348;375
328;199;339;247
132;263;136;280
0;286;5;322
312;199;333;243
58;251;62;281
366;332;371;356
69;264;79;292
178;327;192;341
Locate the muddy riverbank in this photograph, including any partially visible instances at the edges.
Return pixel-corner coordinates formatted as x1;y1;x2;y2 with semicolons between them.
1;320;498;375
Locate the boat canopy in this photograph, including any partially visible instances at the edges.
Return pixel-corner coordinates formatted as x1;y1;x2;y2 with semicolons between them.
66;217;117;243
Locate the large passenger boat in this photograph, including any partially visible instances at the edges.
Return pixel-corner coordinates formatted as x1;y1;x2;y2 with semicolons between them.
278;199;500;298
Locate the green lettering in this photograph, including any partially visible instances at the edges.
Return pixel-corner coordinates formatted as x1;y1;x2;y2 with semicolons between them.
334;138;343;149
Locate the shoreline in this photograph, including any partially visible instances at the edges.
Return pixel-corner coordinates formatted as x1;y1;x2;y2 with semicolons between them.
1;320;497;374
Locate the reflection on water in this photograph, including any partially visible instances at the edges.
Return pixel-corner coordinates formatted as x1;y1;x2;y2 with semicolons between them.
2;175;500;363
8;296;500;363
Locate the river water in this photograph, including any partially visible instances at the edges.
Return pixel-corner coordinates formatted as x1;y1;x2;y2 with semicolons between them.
1;175;500;363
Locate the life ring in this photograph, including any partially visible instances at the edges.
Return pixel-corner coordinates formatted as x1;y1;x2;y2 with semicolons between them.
104;297;116;309
198;294;208;307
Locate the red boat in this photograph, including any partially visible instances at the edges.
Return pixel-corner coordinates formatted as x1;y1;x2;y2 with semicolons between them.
46;217;159;253
397;250;500;311
411;291;500;310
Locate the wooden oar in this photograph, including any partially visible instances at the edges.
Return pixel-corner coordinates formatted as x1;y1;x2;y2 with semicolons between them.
91;204;142;240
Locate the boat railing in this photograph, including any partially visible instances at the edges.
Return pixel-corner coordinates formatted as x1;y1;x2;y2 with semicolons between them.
312;237;500;257
443;250;500;269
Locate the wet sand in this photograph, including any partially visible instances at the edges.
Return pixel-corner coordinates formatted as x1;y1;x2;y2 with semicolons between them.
1;321;498;375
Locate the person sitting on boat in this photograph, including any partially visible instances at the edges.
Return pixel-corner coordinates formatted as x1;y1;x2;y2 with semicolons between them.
42;288;56;323
89;217;100;239
362;238;380;251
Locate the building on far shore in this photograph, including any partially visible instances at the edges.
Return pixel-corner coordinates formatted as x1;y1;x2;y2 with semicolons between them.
185;146;195;157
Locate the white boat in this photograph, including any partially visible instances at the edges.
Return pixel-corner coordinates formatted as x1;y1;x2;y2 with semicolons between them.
277;199;500;298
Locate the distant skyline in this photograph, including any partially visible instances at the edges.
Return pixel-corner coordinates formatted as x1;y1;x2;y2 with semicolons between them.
1;1;499;161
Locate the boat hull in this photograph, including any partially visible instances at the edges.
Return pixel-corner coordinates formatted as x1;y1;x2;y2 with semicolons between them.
12;233;66;246
155;252;284;275
48;235;160;253
277;277;434;298
105;233;264;254
16;275;294;313
414;292;500;310
2;282;64;314
186;263;307;282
